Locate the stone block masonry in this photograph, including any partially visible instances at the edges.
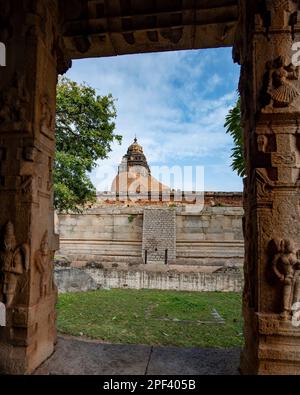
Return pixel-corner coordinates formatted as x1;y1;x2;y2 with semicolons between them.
142;208;176;264
54;267;243;293
57;205;244;268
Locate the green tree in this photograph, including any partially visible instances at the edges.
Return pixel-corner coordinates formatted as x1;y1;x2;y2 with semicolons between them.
55;77;122;212
224;97;246;177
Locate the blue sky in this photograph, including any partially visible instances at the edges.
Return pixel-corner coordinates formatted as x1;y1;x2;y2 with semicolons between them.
66;47;242;192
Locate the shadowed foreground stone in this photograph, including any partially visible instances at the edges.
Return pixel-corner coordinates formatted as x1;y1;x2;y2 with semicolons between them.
147;347;240;375
34;336;240;375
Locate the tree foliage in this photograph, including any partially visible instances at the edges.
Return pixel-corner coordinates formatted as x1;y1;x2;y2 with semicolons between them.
224;97;246;177
54;77;122;212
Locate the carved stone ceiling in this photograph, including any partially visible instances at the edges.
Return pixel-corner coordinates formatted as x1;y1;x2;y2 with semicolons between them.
61;0;238;59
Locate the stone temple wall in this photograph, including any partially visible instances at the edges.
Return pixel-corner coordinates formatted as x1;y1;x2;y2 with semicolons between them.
57;205;244;270
142;208;176;264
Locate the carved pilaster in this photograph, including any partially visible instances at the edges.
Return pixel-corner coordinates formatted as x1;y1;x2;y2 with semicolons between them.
237;0;300;374
0;0;70;374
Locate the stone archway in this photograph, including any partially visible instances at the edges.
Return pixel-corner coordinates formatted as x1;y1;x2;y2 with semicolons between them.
1;0;300;374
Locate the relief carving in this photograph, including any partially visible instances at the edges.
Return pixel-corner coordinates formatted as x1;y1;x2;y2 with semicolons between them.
12;307;28;328
237;0;300;374
35;231;54;299
257;135;268;153
266;0;299;29
262;55;300;112
47;157;53;191
20;175;33;198
0;222;29;307
40;95;54;140
272;152;296;166
23;146;37;162
271;238;300;320
248;169;273;204
0;73;30;125
258;316;280;334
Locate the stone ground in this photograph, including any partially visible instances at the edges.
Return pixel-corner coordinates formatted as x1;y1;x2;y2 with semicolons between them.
34;335;241;375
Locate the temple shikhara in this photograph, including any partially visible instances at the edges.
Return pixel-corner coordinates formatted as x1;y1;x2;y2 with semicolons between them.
111;137;170;198
102;137;210;204
1;0;300;375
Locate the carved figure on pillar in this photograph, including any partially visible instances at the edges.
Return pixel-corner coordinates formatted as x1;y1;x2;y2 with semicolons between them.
0;73;29;124
257;135;268;153
35;231;53;299
263;55;300;112
237;0;300;375
0;222;29;307
266;0;299;29
272;239;300;319
40;96;53;135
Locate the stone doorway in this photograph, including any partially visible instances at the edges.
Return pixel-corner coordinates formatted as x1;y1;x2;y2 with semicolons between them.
1;0;300;375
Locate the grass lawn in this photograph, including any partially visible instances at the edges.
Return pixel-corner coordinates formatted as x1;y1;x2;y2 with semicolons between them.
56;289;243;348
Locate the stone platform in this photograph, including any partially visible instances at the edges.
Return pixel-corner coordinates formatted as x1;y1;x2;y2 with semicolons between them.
54;265;243;293
34;336;240;375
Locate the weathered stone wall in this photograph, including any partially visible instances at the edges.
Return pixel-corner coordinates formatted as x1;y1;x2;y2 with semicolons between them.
176;207;244;267
58;206;143;266
142;208;176;264
58;205;244;268
54;267;243;293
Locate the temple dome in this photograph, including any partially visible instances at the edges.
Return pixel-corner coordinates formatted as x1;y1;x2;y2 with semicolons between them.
127;137;143;154
118;137;151;175
111;137;170;196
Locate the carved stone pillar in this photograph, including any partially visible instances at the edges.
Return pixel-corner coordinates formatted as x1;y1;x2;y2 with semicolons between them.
0;0;70;374
235;0;300;374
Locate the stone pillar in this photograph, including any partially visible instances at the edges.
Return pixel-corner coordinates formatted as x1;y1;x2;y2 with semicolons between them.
234;0;300;374
0;1;70;374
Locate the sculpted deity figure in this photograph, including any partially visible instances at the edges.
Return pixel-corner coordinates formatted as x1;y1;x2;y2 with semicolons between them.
35;231;53;298
272;0;297;11
266;0;299;28
272;239;300;319
0;73;29;124
0;222;29;307
40;95;53;135
263;55;300;111
257;135;268;153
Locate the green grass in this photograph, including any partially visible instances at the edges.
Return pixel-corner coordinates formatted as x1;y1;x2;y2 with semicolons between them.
56;289;243;348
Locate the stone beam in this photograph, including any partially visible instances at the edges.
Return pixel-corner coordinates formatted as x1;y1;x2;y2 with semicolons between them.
61;0;238;58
